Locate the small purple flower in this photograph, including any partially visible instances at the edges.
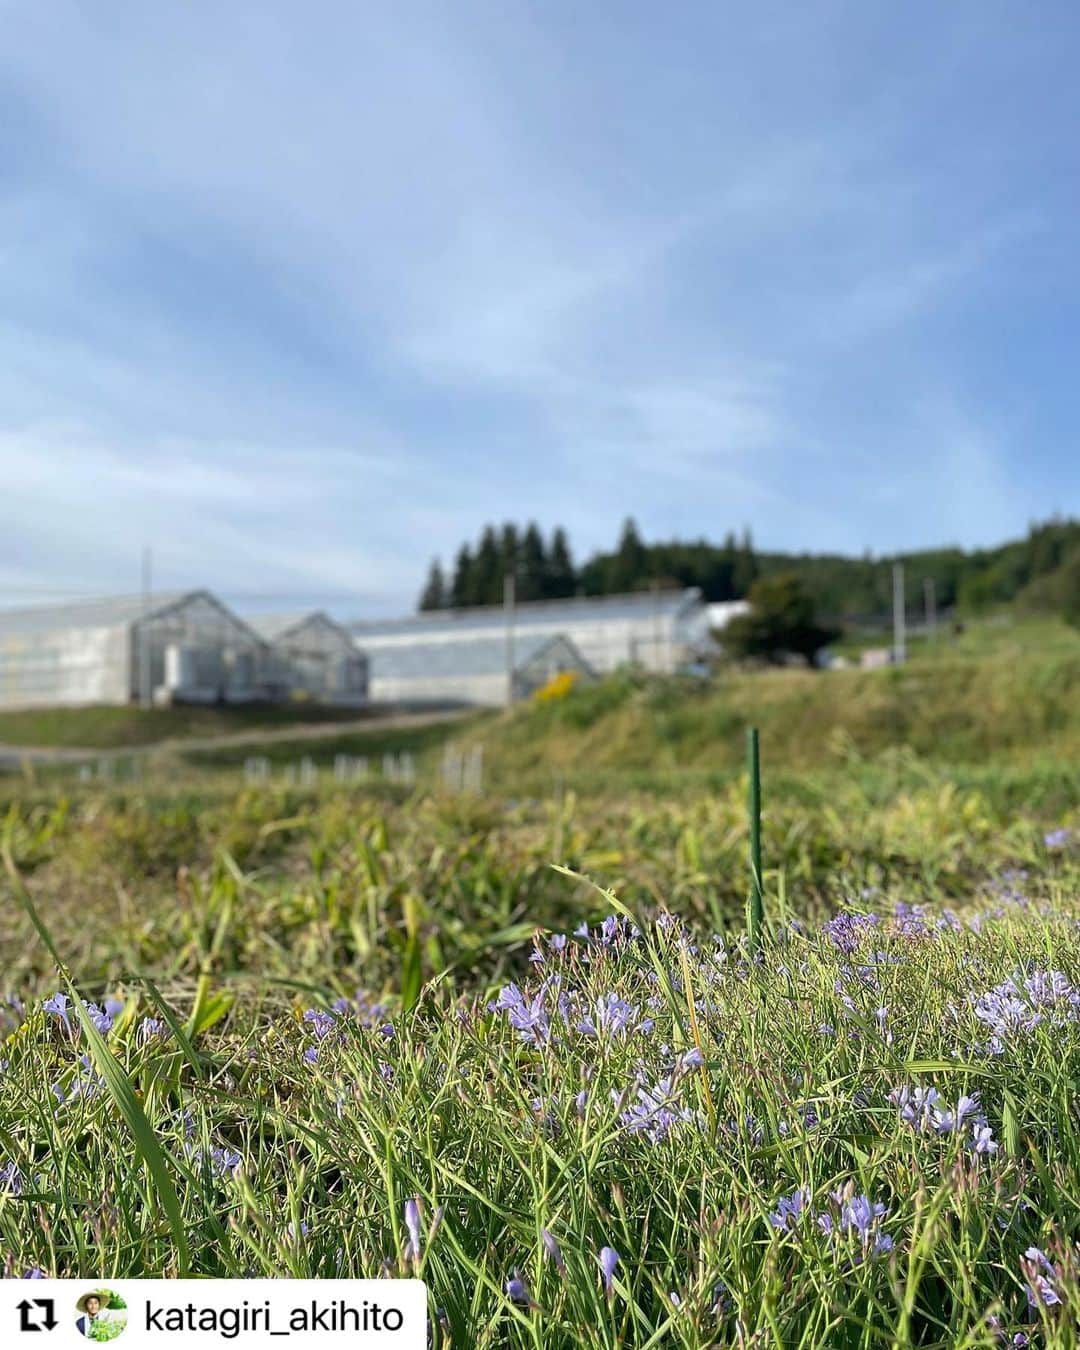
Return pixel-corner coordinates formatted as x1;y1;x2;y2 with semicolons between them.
541;1229;565;1274
839;1193;887;1240
22;1269;46;1279
620;1076;696;1144
136;1017;167;1046
404;1197;423;1261
1044;827;1070;850
208;1147;242;1177
0;1161;22;1195
82;1002;114;1035
504;1272;531;1307
769;1187;809;1232
42;992;71;1032
823;912;879;955
598;1245;620;1294
1022;1246;1060;1308
303;1008;337;1040
577;992;646;1039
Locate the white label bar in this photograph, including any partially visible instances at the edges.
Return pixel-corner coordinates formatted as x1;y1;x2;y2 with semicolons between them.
0;1280;427;1348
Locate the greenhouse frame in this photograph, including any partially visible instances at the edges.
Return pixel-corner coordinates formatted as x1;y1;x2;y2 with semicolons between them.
249;611;368;705
349;587;714;679
0;591;267;709
366;632;592;706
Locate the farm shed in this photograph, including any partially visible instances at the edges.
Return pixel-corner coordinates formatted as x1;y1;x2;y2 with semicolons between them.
367;632;593;706
0;591;266;710
248;611;368;704
349;588;713;679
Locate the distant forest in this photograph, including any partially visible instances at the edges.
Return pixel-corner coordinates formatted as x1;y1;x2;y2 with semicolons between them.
418;517;1080;623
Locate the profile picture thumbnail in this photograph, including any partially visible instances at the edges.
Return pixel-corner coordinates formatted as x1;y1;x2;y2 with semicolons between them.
75;1289;128;1341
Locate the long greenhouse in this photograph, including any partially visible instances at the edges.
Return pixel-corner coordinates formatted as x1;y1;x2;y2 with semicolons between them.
348;587;715;682
0;591;267;709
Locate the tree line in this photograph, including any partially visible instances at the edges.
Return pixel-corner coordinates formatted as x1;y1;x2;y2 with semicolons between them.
419;516;1080;624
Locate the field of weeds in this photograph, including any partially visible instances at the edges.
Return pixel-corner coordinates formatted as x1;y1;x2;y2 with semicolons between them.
1;647;1080;1345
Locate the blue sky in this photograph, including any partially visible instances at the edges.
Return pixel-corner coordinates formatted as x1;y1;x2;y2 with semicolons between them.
1;1;1077;615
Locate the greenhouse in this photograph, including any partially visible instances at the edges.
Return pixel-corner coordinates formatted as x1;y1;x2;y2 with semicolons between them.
249;611;368;705
367;632;592;706
0;591;266;709
349;587;714;677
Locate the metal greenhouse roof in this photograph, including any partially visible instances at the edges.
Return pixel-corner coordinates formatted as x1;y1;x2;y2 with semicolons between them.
247;611;353;644
0;592;196;637
349;587;703;639
370;632;589;680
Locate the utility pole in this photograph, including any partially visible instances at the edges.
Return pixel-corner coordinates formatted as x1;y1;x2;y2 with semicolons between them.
140;546;153;708
924;577;937;641
892;562;906;665
651;578;661;673
504;572;516;709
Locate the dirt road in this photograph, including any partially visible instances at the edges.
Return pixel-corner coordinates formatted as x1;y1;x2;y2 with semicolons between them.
0;706;475;768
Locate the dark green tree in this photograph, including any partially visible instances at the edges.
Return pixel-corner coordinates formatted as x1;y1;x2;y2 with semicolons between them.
722;572;840;665
418;558;447;611
732;526;759;596
519;522;547;602
473;526;502;605
450;545;474;608
546;527;576;598
609;517;647;592
498;523;521;597
1065;552;1080;629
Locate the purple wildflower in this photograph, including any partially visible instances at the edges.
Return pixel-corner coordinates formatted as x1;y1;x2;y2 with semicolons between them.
303;1009;338;1040
1022;1247;1061;1307
136;1017;167;1046
769;1187;810;1231
577;992;650;1038
504;1272;531;1307
598;1245;620;1294
541;1229;565;1274
404;1197;423;1261
208;1147;242;1177
41;993;71;1032
620;1076;696;1143
1044;828;1070;850
489;983;556;1046
823;912;879;955
0;1161;22;1195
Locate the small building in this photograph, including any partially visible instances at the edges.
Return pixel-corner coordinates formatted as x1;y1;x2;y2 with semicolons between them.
368;632;593;707
0;591;265;709
349;587;714;679
249;612;368;705
706;599;750;632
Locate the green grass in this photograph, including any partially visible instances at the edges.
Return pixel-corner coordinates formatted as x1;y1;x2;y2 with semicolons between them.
0;700;381;750
2;619;1080;1344
1;820;1078;1344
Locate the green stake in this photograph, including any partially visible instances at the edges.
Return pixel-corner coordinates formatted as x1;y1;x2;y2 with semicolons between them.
746;726;764;952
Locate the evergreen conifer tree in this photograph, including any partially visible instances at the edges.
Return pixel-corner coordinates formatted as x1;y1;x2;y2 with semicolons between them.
418;558;447;611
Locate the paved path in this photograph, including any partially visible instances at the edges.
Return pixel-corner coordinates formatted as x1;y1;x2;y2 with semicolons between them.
0;706;475;767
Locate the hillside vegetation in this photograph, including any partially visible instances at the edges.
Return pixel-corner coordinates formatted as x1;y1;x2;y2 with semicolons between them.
0;699;372;750
472;619;1080;782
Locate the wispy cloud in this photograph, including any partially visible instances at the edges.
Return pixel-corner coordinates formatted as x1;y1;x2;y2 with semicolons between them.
0;1;1075;609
